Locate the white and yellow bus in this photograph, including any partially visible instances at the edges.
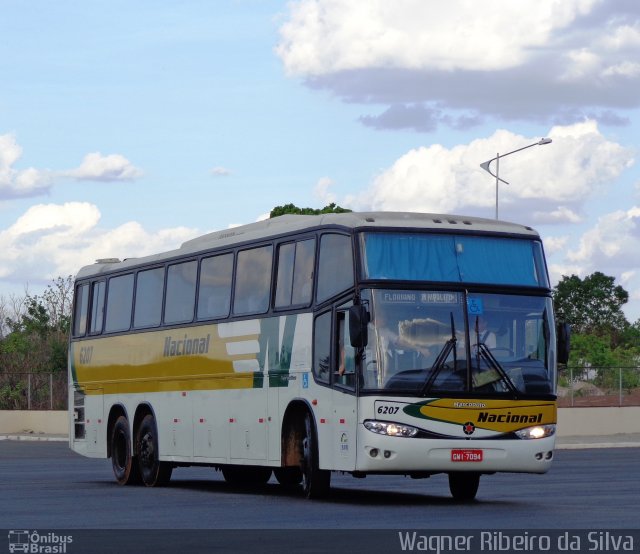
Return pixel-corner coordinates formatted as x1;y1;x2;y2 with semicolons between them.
69;212;569;500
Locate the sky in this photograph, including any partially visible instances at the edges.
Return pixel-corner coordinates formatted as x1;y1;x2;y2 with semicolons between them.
1;0;639;323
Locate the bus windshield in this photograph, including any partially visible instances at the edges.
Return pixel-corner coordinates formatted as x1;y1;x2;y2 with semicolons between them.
361;289;557;397
360;232;549;287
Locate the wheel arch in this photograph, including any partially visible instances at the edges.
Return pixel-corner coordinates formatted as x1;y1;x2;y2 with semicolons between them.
281;399;315;467
106;404;129;459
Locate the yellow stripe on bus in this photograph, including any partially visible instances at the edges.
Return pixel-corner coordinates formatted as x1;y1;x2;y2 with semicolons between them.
412;398;557;434
71;323;263;394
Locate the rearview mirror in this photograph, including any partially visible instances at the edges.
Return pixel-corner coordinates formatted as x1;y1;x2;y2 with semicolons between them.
349;305;369;348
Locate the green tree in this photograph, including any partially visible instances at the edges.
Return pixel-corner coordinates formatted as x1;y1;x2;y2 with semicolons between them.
0;276;73;374
553;272;629;340
270;202;352;218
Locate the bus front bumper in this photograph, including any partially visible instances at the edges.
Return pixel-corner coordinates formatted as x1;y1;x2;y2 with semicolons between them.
356;429;556;474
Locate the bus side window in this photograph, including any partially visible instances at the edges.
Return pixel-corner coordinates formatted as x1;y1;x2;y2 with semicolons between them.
165;260;197;324
73;284;89;337
233;245;273;315
313;311;331;383
104;274;134;333
317;234;353;303
292;238;315;305
275;242;295;308
275;238;316;309
335;310;356;388
89;281;106;334
197;253;233;320
133;268;163;328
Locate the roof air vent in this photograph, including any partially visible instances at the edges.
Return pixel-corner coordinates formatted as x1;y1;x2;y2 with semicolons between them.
95;258;121;264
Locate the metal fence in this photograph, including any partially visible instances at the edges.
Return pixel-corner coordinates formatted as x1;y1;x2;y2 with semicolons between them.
0;372;68;410
557;366;640;407
1;367;639;410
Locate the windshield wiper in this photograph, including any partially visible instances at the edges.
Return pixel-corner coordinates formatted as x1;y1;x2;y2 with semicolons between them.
420;313;457;396
473;317;518;395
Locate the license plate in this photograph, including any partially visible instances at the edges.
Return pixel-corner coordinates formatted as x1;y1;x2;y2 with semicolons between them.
451;449;483;462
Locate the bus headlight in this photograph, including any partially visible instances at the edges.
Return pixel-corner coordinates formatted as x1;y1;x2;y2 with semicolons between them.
515;424;556;440
364;420;419;437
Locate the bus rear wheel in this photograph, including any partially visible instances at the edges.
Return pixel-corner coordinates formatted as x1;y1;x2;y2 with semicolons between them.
136;414;173;487
300;412;330;499
110;415;140;486
448;472;480;501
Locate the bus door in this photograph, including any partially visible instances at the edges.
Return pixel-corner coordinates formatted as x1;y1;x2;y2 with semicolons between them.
330;307;358;471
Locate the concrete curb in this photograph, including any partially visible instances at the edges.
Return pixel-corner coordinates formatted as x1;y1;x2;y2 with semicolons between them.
0;434;68;442
556;441;640;449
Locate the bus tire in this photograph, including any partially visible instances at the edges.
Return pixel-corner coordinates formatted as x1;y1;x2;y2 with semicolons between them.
274;467;303;487
136;414;172;487
110;415;141;486
448;472;480;501
301;412;330;499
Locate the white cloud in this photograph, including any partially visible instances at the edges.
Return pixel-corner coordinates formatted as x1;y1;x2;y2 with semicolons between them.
65;152;143;182
547;262;588;287
561;48;602;81
0;202;198;284
560;207;640;322
601;61;640;77
568;207;640;267
533;207;583;224
277;0;595;75
0;134;51;198
348;121;633;222
542;236;570;256
313;177;336;204
277;0;640;128
211;166;232;176
0;134;143;200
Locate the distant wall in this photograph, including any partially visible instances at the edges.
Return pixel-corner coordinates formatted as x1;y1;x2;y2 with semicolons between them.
557;406;640;436
0;410;68;435
1;407;639;437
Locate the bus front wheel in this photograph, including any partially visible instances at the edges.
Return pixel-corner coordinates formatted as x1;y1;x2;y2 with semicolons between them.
110;415;140;486
448;472;480;501
136;414;173;487
300;413;330;499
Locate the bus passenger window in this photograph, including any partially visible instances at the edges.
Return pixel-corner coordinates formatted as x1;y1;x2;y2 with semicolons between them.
233;245;273;315
336;310;356;388
89;281;106;334
104;274;134;333
73;284;89;336
291;239;315;305
197;253;233;320
133;268;163;328
317;234;353;303
275;238;316;308
275;242;295;308
165;261;197;324
313;311;331;383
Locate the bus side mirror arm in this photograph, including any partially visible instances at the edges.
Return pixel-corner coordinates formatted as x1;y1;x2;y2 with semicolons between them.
349;304;369;348
557;322;571;365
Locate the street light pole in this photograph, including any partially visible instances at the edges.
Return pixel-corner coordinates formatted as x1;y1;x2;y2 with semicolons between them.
480;138;552;219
